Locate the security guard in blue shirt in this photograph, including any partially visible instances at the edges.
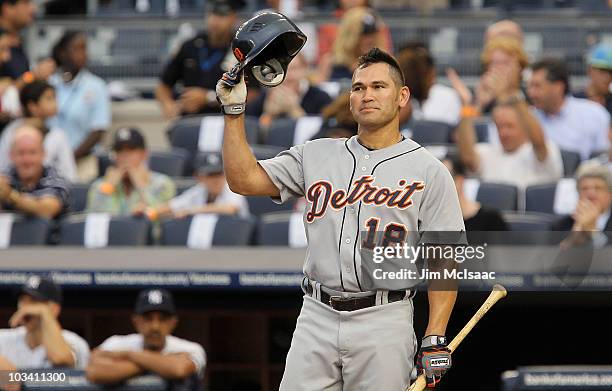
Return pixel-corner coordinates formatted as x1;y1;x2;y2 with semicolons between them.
156;0;243;118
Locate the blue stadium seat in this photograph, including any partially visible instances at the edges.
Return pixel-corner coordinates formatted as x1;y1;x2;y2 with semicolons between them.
250;144;285;160
159;215;255;246
167;115;259;154
267;118;298;148
58;215;151;246
422;143;458;161
559;149;580;177
97;149;189;178
68;183;91;213
410;120;453;145
174;177;198;195
476;182;518;211
246;196;296;217
525;183;557;214
256;212;298;246
501;211;555;244
3;215;50;246
472;118;490;143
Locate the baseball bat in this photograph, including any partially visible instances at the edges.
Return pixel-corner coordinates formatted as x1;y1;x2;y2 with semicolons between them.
407;284;508;391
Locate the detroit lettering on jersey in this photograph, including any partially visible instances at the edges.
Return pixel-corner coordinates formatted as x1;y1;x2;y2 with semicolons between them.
306;175;425;223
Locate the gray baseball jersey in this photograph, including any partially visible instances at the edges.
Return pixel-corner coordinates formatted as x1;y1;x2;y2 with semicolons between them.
259;135;465;292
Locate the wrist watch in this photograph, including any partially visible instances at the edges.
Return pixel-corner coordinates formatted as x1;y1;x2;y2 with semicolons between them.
222;103;246;115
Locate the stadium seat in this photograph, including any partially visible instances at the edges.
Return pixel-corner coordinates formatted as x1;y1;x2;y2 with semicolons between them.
501;211;555;244
97;149;189;178
472;117;490;143
525;183;557;214
525;179;578;215
0;214;50;246
68;183;91;213
167;115;259;154
266;116;323;148
476;182;518;211
149;149;189;177
559;149;580;177
58;215;151;246
246;196;296;217
174;177;198;195
410;120;453;145
422;143;458;161
256;212;307;247
250;144;284;160
159;215;255;247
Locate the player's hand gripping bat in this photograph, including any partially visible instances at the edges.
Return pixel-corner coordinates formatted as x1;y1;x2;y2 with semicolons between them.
408;284;508;391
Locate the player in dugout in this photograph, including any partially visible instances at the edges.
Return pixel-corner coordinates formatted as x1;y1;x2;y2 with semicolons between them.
0;275;90;379
86;288;205;386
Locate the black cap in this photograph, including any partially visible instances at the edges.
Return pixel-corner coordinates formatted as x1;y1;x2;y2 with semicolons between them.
112;127;146;151
20;275;63;304
210;0;244;15
361;12;379;35
195;152;224;175
134;289;176;315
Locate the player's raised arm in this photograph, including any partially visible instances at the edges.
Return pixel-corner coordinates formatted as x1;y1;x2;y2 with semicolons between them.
216;73;280;197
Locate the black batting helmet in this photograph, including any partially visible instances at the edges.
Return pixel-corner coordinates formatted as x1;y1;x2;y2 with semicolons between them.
231;11;307;87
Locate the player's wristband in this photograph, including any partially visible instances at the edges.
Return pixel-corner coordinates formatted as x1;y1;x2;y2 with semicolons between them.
222;103;246;115
460;105;479;119
422;335;448;348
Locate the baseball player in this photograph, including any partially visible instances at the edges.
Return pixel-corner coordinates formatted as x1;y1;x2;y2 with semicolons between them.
217;48;465;390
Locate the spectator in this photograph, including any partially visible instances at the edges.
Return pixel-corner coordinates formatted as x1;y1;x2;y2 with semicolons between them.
454;91;563;188
316;0;392;66
247;54;332;127
443;156;508;232
317;7;387;82
86;289;205;385
580;129;612;174
0;27;20;128
553;163;611;232
150;152;249;219
0;80;77;181
528;58;610;160
0;275;90;372
397;42;461;126
484;19;524;44
48;30;111;180
155;0;242;119
477;36;529;114
0;0;55;83
86;128;175;216
311;91;358;139
0;125;69;219
576;43;612;116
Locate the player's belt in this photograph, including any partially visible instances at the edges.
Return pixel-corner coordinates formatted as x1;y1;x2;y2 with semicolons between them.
302;277;412;312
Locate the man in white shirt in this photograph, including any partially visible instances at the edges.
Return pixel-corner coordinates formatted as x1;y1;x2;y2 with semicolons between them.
0;275;90;373
86;289;205;385
528;58;610;160
456;95;563;189
150;152;249;219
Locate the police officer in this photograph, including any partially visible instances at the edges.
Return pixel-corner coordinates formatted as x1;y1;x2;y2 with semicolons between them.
155;0;243;118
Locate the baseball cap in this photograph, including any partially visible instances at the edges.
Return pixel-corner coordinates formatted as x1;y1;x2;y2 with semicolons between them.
112;127;146;151
194;152;224;175
210;0;244;15
19;275;63;304
134;289;176;315
587;43;612;71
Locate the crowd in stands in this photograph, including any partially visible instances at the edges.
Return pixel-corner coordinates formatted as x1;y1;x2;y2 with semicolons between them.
0;0;610;248
0;275;206;389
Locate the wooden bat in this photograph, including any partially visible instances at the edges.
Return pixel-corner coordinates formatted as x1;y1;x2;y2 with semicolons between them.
407;284;508;391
